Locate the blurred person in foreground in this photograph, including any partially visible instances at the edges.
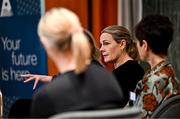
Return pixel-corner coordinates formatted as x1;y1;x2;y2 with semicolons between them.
21;29;102;89
134;14;180;118
30;7;124;118
100;25;145;107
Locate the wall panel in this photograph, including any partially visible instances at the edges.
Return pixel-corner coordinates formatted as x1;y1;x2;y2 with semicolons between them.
45;0;118;74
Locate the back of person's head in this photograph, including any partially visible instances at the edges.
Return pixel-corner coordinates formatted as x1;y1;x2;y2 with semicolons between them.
135;14;174;55
83;29;101;61
101;25;138;60
38;8;91;73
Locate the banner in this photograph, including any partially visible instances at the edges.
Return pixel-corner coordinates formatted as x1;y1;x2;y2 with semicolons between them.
0;0;47;117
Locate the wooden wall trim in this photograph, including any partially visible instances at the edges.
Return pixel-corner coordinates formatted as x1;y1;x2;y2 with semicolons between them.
91;0;118;70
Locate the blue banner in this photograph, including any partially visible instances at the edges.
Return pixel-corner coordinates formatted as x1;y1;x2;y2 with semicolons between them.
0;0;47;117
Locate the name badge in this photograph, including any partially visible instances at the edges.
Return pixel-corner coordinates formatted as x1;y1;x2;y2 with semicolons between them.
130;92;136;101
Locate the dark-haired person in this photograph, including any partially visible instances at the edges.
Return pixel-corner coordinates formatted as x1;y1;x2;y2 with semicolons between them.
100;25;145;107
134;14;180;118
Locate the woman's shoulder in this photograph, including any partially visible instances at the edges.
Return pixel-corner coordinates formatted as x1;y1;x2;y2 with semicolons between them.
87;62;109;73
115;60;144;72
91;59;104;67
40;71;76;92
86;62;117;80
124;60;141;66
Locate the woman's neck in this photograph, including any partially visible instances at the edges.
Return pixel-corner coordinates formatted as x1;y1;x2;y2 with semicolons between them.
147;53;166;69
114;53;133;69
54;52;76;73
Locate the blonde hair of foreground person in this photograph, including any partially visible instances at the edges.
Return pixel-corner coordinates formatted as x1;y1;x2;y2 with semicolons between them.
38;7;91;74
21;29;101;90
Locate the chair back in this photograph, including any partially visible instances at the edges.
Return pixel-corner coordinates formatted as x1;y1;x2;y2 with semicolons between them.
8;98;32;118
49;107;142;119
150;94;180;118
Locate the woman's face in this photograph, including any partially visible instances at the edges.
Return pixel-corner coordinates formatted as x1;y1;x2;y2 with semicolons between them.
100;33;122;63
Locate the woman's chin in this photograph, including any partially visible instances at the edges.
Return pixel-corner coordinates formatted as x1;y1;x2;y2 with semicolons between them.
103;59;111;64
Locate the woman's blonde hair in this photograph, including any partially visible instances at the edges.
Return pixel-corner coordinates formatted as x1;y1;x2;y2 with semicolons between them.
38;8;91;73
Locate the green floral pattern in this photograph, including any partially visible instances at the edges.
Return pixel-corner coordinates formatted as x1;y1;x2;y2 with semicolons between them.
135;61;180;118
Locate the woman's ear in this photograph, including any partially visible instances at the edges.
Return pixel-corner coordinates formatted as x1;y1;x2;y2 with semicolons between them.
118;39;126;49
142;40;149;51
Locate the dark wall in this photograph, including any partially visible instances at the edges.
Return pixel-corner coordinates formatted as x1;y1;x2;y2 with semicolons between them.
143;0;180;80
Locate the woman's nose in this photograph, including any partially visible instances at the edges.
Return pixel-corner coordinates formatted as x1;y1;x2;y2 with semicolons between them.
100;45;103;52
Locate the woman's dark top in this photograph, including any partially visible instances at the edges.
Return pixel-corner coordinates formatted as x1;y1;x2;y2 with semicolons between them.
112;60;144;107
31;63;124;118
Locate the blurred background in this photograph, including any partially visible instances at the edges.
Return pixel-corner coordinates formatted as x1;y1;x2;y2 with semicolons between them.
45;0;180;81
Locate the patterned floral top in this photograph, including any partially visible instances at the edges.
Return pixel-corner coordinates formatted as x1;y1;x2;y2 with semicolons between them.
135;61;180;119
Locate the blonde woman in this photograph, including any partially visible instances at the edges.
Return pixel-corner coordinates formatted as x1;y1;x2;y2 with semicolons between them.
30;8;124;118
21;29;102;89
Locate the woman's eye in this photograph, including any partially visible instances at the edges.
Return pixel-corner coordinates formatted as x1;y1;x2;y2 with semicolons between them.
103;42;110;45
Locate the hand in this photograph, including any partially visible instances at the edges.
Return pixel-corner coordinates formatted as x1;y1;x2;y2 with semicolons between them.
20;74;52;90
